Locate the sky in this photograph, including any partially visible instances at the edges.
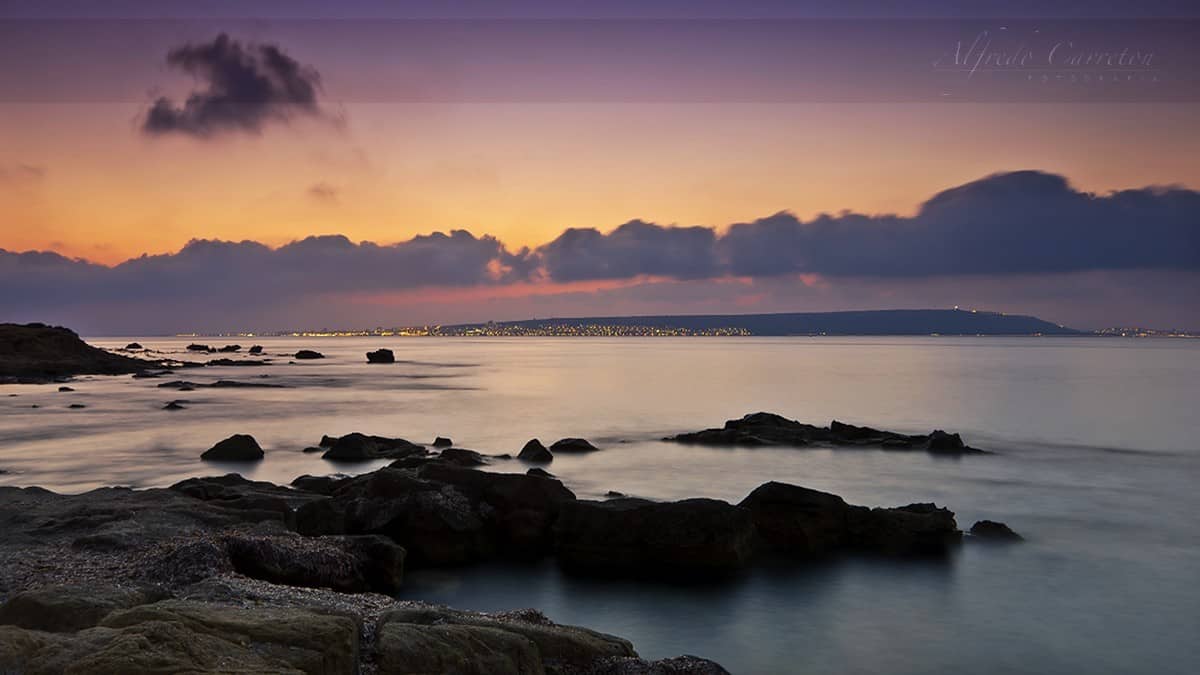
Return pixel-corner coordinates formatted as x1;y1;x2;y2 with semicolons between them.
1;0;1198;334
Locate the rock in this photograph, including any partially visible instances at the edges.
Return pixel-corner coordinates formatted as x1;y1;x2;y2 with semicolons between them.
321;432;426;461
224;533;405;593
605;491;626;498
377;604;635;673
302;445;323;453
170;473;320;526
366;348;395;363
319;434;339;447
553;498;756;577
519;439;554;463
666;412;986;455
248;345;264;354
0;323;158;382
200;434;264;461
290;474;350;495
186;343;213;352
374;621;543;674
206;358;270;367
551;438;600;453
738;482;962;557
439;447;488;466
0;585;158;633
163;400;186;410
433;436;453;447
57;385;74;392
67;403;86;409
969;519;1023;541
587;655;732;674
217;344;241;352
527;468;555;478
124;342;143;350
294;349;324;359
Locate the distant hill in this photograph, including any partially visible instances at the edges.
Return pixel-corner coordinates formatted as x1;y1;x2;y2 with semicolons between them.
448;309;1083;336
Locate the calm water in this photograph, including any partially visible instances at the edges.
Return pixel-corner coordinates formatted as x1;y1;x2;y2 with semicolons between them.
2;336;1198;674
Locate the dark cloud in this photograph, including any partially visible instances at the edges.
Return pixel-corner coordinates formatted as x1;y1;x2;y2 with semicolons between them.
142;34;328;137
0;231;534;319
2;171;1198;332
720;171;1200;278
537;220;720;281
307;182;338;203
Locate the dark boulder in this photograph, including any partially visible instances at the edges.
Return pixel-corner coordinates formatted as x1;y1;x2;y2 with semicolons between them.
217;344;241;353
67;403;86;409
518;438;553;463
550;437;600;453
200;434;264;462
224;533;405;593
739;481;962;558
553;498;756;577
439;447;488;466
321;432;426;461
302;446;323;453
124;342;143;350
319;434;339;447
294;349;324;360
433;436;453;447
163;400;186;410
366;348;395;364
527;468;555;478
247;345;264;354
969;519;1023;541
186;343;213;352
666;412;985;455
290;474;351;495
58;385;74;392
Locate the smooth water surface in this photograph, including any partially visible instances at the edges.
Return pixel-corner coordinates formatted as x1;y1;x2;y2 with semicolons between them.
2;337;1198;673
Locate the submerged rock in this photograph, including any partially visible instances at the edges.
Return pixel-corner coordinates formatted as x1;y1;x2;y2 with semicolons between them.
667;412;986;455
366;348;396;363
186;343;213;352
433;436;453;447
217;344;241;353
57;386;74;392
969;519;1023;541
200;434;264;461
247;345;264;354
550;437;600;453
519;438;554;463
67;403;86;409
294;349;324;360
163;400;186;410
124;342;143;350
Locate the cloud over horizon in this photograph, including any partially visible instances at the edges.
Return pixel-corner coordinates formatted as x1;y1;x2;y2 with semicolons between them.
2;171;1198;332
142;33;330;137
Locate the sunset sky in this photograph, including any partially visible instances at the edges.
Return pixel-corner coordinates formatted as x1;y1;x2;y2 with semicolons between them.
1;1;1198;334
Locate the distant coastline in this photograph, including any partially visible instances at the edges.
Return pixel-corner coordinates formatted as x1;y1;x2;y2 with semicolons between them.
164;308;1199;339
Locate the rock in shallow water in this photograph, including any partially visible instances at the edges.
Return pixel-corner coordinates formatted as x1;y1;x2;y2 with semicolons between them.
667;411;986;455
294;349;324;360
366;348;396;363
519;438;554;462
969;519;1023;541
199;434;264;461
550;437;600;454
321;432;426;461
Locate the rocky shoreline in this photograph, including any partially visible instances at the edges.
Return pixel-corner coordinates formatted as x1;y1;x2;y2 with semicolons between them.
0;437;1018;673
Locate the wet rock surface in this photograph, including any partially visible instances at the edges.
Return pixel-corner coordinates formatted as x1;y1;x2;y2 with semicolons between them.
520;438;554;462
200;434;264;462
969;519;1024;541
667;412;986;455
366;348;396;363
294;349;325;360
320;433;426;461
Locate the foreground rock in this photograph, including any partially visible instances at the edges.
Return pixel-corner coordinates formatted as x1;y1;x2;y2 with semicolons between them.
0;323;158;382
667;412;986;455
739;482;961;557
200;434;264;461
366;348;396;363
555;498;756;577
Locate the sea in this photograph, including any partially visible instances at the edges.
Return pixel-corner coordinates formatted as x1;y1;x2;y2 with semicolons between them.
2;336;1198;674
